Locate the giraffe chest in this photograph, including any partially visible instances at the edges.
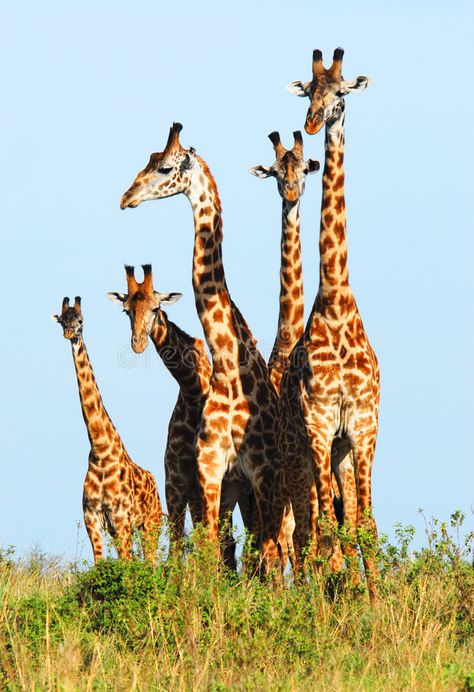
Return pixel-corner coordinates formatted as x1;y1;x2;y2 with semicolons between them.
295;314;379;404
84;461;135;505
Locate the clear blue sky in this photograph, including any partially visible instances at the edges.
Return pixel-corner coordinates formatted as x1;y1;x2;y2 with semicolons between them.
1;0;472;559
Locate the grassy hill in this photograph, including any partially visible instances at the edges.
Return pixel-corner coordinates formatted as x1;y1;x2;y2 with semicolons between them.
0;513;473;690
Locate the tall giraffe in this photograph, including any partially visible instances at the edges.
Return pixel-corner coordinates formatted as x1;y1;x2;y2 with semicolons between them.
52;296;162;564
108;264;254;569
281;48;379;597
250;130;319;561
120;124;286;571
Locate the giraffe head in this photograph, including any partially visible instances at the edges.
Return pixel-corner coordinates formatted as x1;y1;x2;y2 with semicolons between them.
107;264;182;353
120;122;201;209
52;296;84;340
249;131;319;202
287;48;372;135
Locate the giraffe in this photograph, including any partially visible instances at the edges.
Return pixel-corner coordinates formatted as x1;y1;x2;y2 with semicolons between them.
281;47;379;598
249;130;319;563
52;296;162;564
108;264;254;570
249;130;319;392
120;124;286;572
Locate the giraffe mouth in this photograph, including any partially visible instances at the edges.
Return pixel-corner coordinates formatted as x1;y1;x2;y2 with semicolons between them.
120;192;140;209
305;118;324;135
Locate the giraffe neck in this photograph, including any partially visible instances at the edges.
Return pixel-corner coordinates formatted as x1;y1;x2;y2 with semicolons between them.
269;199;304;392
186;155;256;373
70;337;122;460
318;113;350;297
149;317;211;397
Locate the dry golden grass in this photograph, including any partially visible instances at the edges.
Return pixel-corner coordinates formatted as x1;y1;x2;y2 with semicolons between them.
0;514;472;690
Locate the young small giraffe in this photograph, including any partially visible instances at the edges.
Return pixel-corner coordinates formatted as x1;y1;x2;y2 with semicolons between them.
121;124;286;572
250;130;319;563
52;297;162;564
282;48;379;598
108;264;255;569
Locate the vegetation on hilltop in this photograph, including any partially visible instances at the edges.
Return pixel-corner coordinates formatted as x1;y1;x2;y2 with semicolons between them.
0;513;473;690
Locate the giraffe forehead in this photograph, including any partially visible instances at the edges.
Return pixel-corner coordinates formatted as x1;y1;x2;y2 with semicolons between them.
62;307;81;321
280;151;303;174
310;77;341;103
127;291;155;311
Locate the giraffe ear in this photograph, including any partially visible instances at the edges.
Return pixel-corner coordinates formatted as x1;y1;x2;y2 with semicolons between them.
51;314;61;322
157;292;183;307
286;80;311;97
338;76;373;95
107;292;127;305
306;158;320;174
180;153;194;172
249;165;274;179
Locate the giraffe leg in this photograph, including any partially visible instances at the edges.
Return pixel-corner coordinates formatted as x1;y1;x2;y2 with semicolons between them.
277;504;295;573
141;510;161;567
350;422;379;601
289;477;312;578
113;519;133;560
83;509;103;563
331;473;344;525
237;480;257;539
236;482;260;575
332;448;360;585
188;482;204;528
196;437;228;548
279;425;312;575
219;478;239;572
307;425;343;574
250;464;282;576
281;447;312;576
307;480;319;562
165;483;189;557
165;449;202;556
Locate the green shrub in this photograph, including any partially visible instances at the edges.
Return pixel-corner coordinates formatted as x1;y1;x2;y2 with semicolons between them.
0;514;472;689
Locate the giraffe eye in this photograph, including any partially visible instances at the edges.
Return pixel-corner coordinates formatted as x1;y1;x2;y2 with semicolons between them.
158;166;172;175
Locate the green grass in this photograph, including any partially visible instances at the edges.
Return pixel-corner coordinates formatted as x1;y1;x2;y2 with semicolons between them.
0;513;473;690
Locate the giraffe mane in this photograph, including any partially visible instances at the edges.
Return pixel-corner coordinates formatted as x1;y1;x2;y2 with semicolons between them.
162;313;209;356
194;154;222;215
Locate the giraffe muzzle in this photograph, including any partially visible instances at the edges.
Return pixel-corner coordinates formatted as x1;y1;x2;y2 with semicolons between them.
283;185;299;203
131;334;148;353
305;110;325;135
120;192;135;209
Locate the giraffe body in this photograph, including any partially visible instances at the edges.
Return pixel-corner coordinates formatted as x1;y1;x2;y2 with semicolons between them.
109;265;257;570
121;125;285;571
250;130;319;566
283;48;379;596
53;297;162;564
